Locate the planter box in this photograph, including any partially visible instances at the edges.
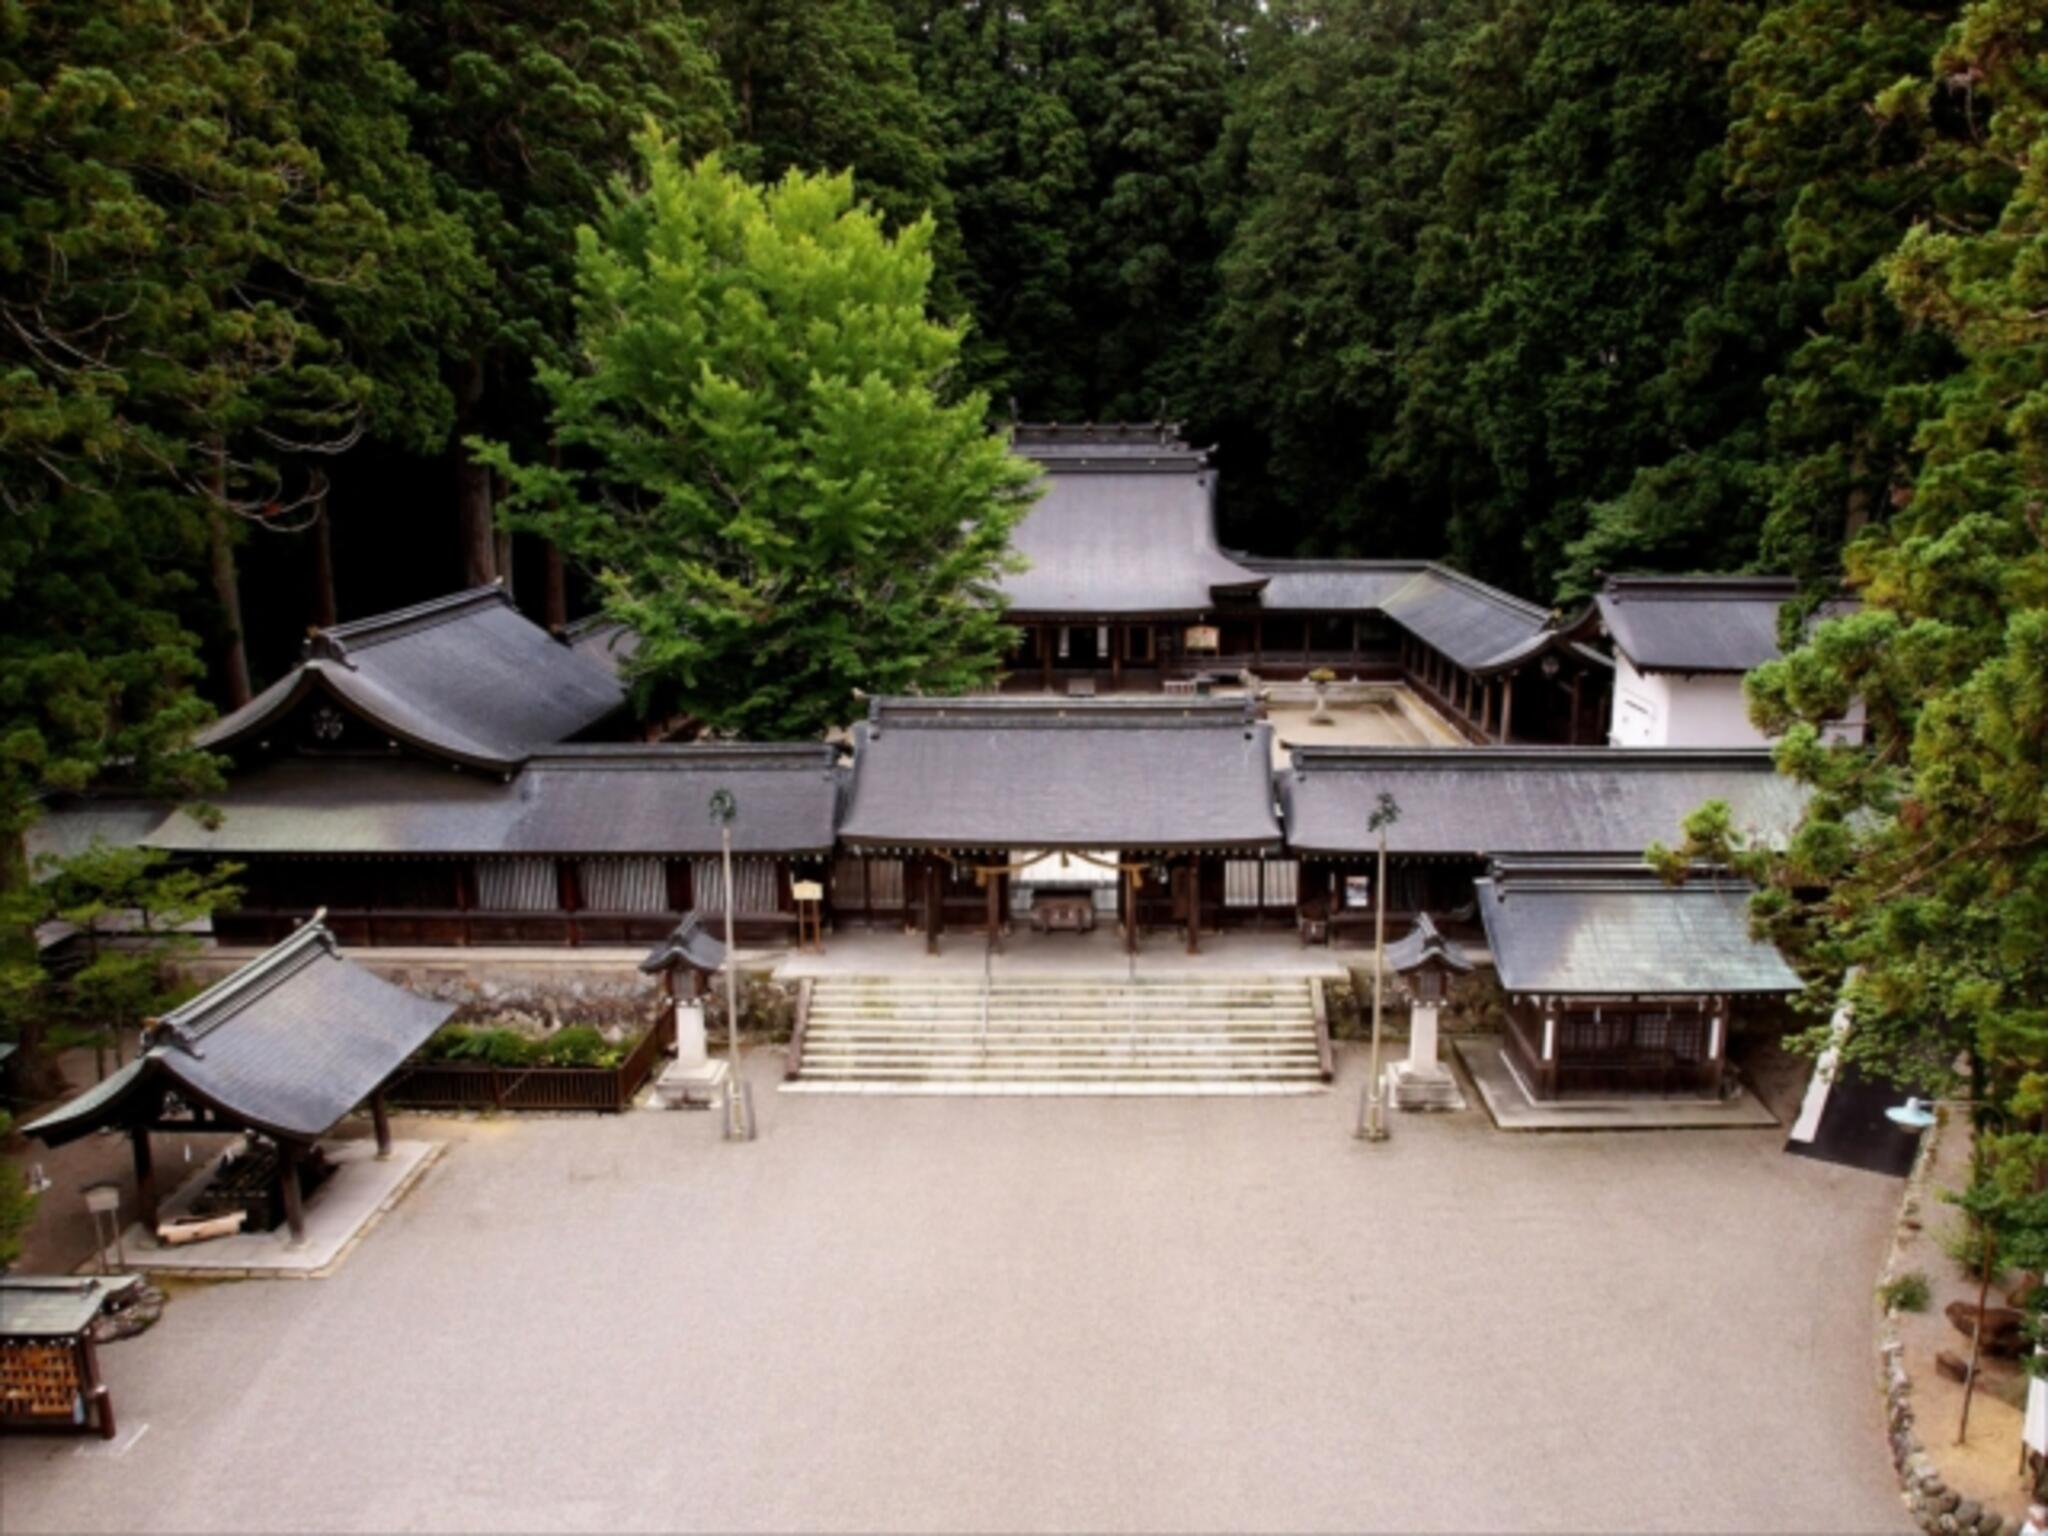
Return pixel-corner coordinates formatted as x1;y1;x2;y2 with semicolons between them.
385;1016;672;1114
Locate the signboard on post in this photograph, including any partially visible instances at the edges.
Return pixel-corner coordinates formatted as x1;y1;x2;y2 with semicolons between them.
1183;625;1220;653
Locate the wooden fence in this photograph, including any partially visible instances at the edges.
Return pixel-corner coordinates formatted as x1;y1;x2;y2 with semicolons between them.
384;1011;674;1114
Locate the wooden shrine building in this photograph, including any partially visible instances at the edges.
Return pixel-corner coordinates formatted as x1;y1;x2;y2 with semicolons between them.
1278;746;1807;946
24;920;453;1243
998;423;1611;743
834;696;1286;952
1475;858;1802;1099
141;584;841;946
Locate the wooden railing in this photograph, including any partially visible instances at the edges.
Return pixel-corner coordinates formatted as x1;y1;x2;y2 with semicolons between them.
385;1010;674;1114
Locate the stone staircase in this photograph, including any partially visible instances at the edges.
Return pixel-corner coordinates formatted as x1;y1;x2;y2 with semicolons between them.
784;974;1329;1095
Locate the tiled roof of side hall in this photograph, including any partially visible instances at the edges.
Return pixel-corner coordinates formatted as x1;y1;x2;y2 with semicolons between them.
145;744;841;858
196;585;627;772
1596;574;1856;674
1477;858;1802;996
1279;746;1806;859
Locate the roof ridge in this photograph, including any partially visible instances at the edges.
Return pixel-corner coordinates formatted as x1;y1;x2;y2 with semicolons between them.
1288;745;1778;771
156;918;337;1046
309;584;511;661
527;743;837;769
867;696;1258;730
1601;574;1800;600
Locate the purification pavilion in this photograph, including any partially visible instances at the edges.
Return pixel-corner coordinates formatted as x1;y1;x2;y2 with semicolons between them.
24;920;452;1243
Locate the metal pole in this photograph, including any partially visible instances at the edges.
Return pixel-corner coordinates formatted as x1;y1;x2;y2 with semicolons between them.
720;819;753;1141
1357;791;1398;1142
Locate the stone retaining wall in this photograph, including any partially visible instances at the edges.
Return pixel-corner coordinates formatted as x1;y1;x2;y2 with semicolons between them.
1877;1111;2027;1536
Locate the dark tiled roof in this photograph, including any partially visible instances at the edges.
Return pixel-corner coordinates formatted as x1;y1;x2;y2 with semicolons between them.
1010;421;1209;468
1;1276;140;1339
197;586;627;771
638;914;728;974
998;429;1265;615
838;697;1282;850
1230;558;1428;613
24;921;454;1145
23;798;167;870
1378;567;1561;673
1383;911;1477;975
145;745;840;857
1596;575;1850;674
1280;747;1805;858
1476;859;1801;995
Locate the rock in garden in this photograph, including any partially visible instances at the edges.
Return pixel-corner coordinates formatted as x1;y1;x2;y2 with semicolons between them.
1937;1351;1972;1383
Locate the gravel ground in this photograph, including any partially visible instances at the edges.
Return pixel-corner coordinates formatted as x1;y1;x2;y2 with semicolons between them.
2;1049;1910;1534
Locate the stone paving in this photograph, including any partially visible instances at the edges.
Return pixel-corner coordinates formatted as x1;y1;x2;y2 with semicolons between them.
2;1048;1910;1534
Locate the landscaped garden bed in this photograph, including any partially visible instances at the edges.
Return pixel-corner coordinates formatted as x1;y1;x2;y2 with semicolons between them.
384;1016;674;1114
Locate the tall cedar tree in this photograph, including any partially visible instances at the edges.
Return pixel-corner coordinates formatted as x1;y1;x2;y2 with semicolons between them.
1;0;432;1081
1656;1;2044;1116
898;0;1237;421
389;1;735;587
478;139;1037;740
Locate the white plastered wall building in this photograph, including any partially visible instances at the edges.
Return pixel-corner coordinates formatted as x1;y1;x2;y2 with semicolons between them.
1598;576;1863;750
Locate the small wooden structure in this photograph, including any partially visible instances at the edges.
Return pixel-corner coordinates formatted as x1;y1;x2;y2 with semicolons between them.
0;1276;137;1439
1476;858;1800;1100
24;918;452;1245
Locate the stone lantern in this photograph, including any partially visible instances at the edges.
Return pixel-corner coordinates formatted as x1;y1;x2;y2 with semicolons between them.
639;914;730;1109
1383;912;1474;1111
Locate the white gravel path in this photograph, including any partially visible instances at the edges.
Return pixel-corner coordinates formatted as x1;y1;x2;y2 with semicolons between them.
1;1049;1910;1534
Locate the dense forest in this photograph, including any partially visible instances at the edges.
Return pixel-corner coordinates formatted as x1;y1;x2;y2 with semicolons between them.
10;0;2032;704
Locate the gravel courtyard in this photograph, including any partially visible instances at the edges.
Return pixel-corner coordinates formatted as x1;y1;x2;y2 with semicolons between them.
3;1050;1909;1534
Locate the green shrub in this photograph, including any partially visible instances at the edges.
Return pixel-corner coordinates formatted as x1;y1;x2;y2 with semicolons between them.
1878;1271;1931;1313
428;1025;539;1067
539;1026;623;1069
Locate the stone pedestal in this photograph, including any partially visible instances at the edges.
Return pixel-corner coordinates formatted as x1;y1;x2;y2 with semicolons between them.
1387;1003;1465;1112
655;1000;727;1109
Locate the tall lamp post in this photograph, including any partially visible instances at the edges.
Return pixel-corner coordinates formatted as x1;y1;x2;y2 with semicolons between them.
1355;791;1400;1142
709;788;754;1142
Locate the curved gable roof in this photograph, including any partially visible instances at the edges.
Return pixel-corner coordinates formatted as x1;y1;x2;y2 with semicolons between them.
997;425;1265;615
197;586;626;771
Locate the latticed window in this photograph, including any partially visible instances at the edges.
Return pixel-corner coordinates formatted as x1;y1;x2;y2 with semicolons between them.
690;856;779;914
577;858;667;913
477;859;559;912
1224;859;1298;909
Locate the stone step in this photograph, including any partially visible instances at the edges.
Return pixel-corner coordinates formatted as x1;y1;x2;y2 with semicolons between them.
801;1042;1321;1060
782;1080;1327;1097
807;1010;1315;1026
794;1060;1326;1077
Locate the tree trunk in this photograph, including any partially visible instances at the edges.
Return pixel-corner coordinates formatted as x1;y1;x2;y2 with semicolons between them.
310;492;338;630
207;440;252;708
454;358;497;588
544;543;569;633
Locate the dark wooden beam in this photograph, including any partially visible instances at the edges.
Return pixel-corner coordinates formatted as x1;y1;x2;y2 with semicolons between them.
370;1088;392;1159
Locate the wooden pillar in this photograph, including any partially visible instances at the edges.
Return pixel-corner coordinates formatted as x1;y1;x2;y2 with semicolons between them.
985;869;1002;955
1040;624;1052;692
1500;676;1515;744
1111;624;1123;691
279;1142;307;1246
1704;996;1726;1098
1480;678;1494;737
1184;861;1201;956
370;1088;392;1159
129;1124;158;1234
924;860;942;956
1569;669;1585;745
1123;868;1138;955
